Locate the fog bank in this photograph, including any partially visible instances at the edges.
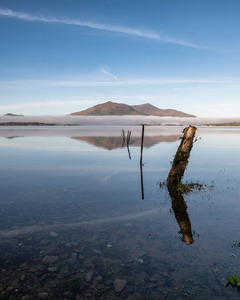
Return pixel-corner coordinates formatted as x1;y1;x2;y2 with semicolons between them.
1;115;240;126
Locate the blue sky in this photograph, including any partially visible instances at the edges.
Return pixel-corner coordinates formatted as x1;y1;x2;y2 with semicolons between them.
0;0;240;117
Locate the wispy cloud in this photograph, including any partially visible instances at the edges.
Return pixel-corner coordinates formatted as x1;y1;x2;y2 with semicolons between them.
0;100;99;110
0;77;239;89
0;8;199;49
100;69;119;80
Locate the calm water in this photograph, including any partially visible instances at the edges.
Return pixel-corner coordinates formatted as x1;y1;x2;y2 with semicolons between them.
1;126;240;299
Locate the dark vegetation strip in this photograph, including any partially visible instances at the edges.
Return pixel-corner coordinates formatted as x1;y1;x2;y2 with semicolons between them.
0;122;79;126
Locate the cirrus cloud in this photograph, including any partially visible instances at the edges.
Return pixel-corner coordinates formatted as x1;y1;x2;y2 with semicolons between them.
0;8;200;49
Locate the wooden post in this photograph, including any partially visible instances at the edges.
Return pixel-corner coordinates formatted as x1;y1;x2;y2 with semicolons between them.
167;125;197;191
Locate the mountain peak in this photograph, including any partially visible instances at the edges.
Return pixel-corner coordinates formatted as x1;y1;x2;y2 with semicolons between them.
70;101;196;117
70;101;142;116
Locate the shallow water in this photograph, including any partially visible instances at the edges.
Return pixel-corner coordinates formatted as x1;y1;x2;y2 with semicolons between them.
0;126;240;299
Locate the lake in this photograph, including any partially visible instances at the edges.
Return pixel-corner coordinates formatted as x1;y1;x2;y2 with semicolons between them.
0;125;240;299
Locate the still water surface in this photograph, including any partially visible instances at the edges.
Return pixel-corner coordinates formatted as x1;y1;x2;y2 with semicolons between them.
0;126;240;299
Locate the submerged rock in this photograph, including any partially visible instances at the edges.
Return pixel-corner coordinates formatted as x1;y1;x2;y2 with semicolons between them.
93;249;102;254
47;267;58;272
114;279;127;293
20;274;26;281
38;292;49;299
21;284;33;295
42;255;59;264
49;231;59;237
85;272;93;283
71;252;78;260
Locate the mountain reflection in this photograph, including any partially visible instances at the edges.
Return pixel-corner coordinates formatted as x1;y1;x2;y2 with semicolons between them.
71;135;180;150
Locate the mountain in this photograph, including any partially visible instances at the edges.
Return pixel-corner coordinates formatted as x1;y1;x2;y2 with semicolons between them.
4;113;24;116
70;101;196;117
132;103;195;117
70;101;141;116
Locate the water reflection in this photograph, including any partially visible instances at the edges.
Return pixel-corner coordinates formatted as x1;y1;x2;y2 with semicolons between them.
121;129;132;159
169;189;194;245
71;134;180;150
5;136;24;139
140;163;144;199
1;126;240;298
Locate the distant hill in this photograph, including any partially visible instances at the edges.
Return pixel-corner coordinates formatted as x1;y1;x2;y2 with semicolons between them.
4;113;24;117
132;103;195;117
70;101;140;116
70;101;195;117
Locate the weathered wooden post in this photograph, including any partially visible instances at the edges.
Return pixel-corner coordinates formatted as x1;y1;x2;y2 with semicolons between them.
167;125;197;192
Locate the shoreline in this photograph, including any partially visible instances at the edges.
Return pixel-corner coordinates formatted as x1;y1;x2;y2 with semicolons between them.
1;121;240;127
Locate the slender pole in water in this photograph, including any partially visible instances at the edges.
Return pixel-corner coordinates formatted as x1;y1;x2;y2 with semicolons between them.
140;124;145;199
140;124;145;166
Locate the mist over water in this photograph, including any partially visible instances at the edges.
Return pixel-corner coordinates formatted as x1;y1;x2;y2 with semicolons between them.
1;115;240;126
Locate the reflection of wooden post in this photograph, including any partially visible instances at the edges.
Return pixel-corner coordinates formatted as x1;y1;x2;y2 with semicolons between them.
122;129;126;147
140;124;145;166
167;125;197;191
127;146;131;160
126;131;131;146
140;163;144;199
169;190;194;245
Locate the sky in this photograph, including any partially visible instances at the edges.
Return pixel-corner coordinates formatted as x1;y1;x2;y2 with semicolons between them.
0;0;240;117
